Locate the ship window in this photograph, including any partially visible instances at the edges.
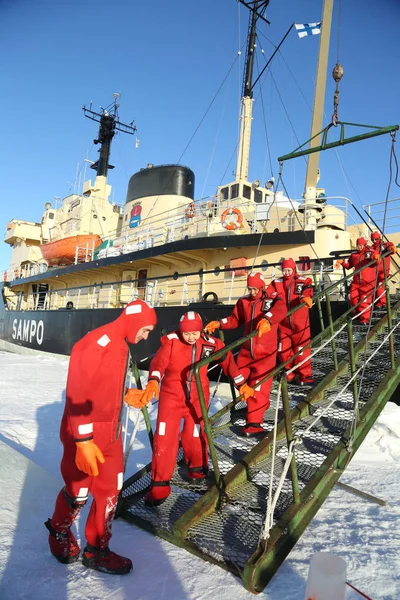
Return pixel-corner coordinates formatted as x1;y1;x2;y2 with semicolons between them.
221;187;229;201
48;212;54;219
243;185;251;200
231;184;239;200
254;189;262;204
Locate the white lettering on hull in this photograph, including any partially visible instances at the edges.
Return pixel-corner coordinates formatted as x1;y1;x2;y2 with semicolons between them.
11;319;44;345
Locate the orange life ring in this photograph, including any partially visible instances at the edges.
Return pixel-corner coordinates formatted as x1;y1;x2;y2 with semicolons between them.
185;202;196;219
221;207;243;230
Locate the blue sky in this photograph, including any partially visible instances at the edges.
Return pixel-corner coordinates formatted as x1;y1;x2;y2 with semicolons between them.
1;0;400;270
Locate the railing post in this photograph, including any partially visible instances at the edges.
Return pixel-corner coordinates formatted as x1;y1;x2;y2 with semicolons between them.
324;286;339;370
280;376;300;504
312;272;325;333
131;361;154;448
346;314;359;420
194;365;222;491
383;266;396;368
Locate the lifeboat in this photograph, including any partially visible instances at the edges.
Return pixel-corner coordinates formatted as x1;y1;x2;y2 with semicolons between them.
40;234;102;266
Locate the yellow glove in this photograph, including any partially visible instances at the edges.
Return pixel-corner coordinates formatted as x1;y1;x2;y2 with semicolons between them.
124;388;148;408
204;320;220;335
256;318;271;337
75;440;105;477
302;296;313;309
239;383;255;401
334;259;344;269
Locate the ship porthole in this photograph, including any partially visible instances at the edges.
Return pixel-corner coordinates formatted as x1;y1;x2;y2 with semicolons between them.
261;260;268;272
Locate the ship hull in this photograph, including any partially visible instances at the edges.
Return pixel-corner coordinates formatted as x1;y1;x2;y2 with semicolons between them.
0;283;347;368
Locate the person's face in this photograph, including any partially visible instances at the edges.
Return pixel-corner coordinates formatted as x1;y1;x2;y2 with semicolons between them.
356;244;364;252
283;268;293;277
248;286;260;298
182;330;201;344
135;325;154;344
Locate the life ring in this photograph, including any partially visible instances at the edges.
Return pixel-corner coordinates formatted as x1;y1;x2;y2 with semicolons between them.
201;291;220;303
221;207;243;230
185;202;196;219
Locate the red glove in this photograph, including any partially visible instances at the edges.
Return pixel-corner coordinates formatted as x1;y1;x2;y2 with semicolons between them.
302;296;313;309
204;320;220;335
239;383;255;401
75;441;105;477
256;318;271;337
389;243;397;255
334;259;344;269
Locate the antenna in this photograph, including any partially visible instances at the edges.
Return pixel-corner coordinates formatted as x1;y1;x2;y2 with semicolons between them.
82;95;137;178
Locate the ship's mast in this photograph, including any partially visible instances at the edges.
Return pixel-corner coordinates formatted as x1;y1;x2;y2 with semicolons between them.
236;1;270;182
83;94;137;178
301;0;334;229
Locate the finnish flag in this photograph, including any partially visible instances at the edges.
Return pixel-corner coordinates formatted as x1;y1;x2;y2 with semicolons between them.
295;22;321;38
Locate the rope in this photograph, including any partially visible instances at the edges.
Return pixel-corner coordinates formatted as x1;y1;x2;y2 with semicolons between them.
354;133;397;422
259;311;400;541
259;380;282;541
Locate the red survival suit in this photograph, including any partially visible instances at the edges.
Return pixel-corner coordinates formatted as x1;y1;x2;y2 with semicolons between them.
370;231;396;307
147;312;246;493
340;237;376;322
48;300;156;556
270;259;314;383
218;273;287;426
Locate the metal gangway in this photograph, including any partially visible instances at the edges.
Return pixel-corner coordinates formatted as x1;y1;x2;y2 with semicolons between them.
117;253;400;593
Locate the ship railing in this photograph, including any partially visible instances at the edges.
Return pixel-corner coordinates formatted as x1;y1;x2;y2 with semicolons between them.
3;262;48;282
362;196;400;233
6;257;353;312
192;250;400;508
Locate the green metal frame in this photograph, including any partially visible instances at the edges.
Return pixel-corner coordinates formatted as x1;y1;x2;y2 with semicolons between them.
278;122;399;162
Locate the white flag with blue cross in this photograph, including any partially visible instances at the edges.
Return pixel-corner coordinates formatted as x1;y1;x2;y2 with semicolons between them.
295;23;321;38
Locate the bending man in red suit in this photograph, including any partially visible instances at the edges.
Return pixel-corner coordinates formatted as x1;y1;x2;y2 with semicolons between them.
370;230;397;307
126;311;254;506
204;272;287;437
45;300;156;574
269;258;314;385
335;237;376;322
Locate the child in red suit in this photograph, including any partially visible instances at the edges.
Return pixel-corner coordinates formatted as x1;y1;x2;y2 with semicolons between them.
205;272;287;436
269;258;314;384
126;311;253;506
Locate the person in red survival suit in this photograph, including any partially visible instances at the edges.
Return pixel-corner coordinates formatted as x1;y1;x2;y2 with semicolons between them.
370;230;397;307
45;300;157;574
269;258;314;385
335;237;376;322
125;311;254;506
204;272;287;437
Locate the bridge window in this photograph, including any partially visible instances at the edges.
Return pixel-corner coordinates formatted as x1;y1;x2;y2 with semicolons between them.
221;187;229;201
231;184;239;200
243;185;251;200
254;189;262;203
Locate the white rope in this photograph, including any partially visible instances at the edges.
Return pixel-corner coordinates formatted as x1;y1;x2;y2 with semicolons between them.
260;381;282;540
258;295;398;541
123;408;142;471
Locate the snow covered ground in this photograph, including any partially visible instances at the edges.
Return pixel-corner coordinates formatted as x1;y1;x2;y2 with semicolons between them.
0;351;399;600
